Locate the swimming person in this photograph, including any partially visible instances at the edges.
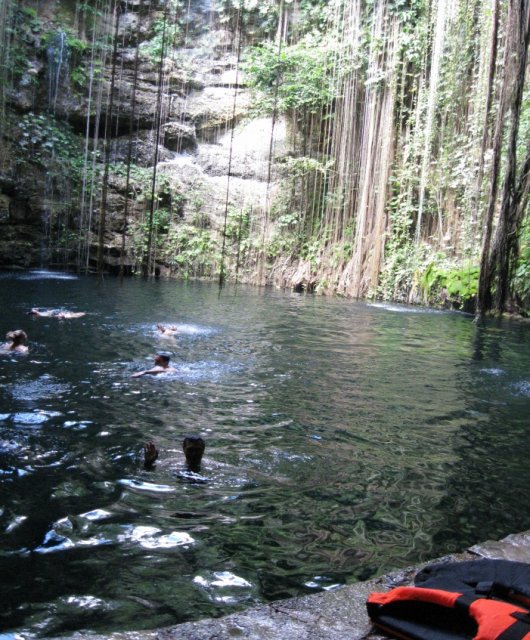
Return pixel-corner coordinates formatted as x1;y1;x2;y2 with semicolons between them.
144;437;205;473
1;330;28;354
31;308;86;319
156;324;178;336
132;353;176;378
181;436;206;472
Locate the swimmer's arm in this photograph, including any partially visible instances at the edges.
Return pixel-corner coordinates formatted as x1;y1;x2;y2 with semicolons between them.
132;366;164;378
144;442;159;468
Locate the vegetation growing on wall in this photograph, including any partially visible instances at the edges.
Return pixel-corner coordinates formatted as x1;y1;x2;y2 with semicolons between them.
0;0;528;316
242;0;529;315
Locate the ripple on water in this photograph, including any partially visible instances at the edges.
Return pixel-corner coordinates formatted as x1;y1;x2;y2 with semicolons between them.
79;509;113;522
12;411;61;426
171;360;241;382
9;376;70;401
62;595;112;611
34;529;75;554
132;322;216;338
5;515;28;534
43;518;115;551
17;269;78;281
304;576;342;591
156;323;216;337
118;478;176;494
0;632;27;640
480;368;505;376
1;275;530;637
367;302;445;314
193;571;253;605
117;525;195;549
125;360;240;384
512;380;530;397
60;418;93;432
54;516;195;552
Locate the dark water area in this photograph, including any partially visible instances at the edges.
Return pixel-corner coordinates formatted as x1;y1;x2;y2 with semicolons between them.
0;270;529;637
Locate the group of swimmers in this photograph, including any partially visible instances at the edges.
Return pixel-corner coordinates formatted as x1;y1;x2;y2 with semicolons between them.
1;308;87;355
1;310;205;473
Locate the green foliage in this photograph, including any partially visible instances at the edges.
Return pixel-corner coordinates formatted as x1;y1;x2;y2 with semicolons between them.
297;0;337;34
276;211;300;229
108;164;183;218
379;170;418;299
513;212;530;312
17;112;82;172
243;35;340;114
331;241;353;266
4;6;43;80
224;207;250;243
141;6;183;63
266;230;298;260
517;88;530;164
110;161;152;184
160;224;219;277
40;28;95;91
282;155;332;177
300;232;329;269
420;260;479;305
379;242;415;301
218;0;337;40
271;155;330;238
218;0;279;37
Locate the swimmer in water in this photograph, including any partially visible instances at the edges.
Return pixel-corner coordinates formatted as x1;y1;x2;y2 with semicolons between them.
144;436;205;473
132;353;176;378
30;308;86;319
157;323;178;336
1;329;29;354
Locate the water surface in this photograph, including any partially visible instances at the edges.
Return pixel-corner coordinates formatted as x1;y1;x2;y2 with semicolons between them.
0;270;529;637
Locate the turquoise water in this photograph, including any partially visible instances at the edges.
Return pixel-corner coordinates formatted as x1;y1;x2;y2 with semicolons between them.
0;270;529;636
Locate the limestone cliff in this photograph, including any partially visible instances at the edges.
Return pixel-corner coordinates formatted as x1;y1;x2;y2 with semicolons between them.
0;0;292;281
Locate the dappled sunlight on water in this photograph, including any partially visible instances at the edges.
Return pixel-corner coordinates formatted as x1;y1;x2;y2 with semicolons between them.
0;272;529;636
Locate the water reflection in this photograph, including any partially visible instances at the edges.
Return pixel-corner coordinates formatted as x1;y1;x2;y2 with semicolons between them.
13;269;79;281
0;273;529;636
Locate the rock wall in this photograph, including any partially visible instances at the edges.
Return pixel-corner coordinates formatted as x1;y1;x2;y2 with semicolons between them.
0;0;293;276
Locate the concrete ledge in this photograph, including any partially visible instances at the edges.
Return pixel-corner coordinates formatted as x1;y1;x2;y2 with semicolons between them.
62;531;530;640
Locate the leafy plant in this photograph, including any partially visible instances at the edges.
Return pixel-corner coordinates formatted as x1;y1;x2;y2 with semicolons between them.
161;224;219;277
243;35;340;115
17;113;82;174
419;260;479;306
141;5;183;63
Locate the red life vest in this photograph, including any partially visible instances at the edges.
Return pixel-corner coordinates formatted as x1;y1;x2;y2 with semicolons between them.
367;559;530;640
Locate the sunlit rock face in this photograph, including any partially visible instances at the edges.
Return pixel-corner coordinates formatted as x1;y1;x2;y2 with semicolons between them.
0;0;292;273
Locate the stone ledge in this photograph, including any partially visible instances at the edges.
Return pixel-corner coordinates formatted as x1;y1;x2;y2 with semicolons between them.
59;530;530;640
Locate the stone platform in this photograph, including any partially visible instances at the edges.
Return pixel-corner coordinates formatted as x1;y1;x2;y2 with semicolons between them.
63;530;530;640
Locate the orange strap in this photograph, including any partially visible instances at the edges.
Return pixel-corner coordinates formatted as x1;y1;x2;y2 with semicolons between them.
368;587;530;640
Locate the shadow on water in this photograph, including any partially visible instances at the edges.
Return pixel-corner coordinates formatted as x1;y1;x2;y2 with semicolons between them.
0;270;529;636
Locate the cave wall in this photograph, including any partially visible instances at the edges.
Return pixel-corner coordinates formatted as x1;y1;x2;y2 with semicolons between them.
0;0;292;276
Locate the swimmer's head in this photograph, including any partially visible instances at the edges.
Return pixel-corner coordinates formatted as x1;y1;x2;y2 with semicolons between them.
6;329;28;345
182;436;205;471
154;353;171;366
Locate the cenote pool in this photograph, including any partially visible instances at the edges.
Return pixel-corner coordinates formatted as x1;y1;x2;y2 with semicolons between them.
0;270;529;637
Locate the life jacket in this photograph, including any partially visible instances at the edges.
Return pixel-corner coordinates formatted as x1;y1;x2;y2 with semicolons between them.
366;559;530;640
